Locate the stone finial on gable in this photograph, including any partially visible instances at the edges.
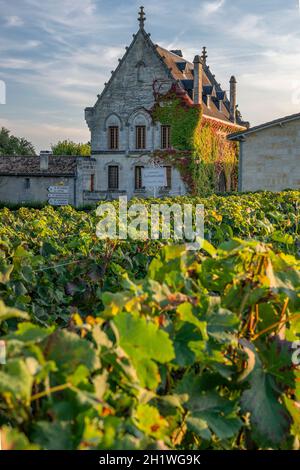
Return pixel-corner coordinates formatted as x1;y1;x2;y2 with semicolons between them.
201;46;208;64
138;6;146;29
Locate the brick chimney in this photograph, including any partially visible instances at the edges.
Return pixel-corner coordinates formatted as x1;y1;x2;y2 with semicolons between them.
229;76;237;123
193;55;203;106
40;151;51;171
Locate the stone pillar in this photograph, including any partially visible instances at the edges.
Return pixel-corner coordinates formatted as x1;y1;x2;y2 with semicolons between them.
193;55;203;106
40;151;50;171
230;76;237;123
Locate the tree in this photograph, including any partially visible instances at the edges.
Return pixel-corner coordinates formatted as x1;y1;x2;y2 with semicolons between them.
51;140;91;156
0;127;35;156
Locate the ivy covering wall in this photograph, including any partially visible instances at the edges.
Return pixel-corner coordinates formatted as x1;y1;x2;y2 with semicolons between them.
151;84;239;196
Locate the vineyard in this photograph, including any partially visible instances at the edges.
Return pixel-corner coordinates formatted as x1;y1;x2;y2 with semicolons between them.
0;190;299;450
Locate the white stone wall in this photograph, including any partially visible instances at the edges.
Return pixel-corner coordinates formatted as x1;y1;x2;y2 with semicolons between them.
85;154;186;201
0;158;97;207
240;119;300;192
76;158;97;206
0;176;75;205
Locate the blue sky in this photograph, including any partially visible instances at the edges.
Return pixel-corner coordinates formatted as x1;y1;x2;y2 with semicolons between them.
0;0;300;151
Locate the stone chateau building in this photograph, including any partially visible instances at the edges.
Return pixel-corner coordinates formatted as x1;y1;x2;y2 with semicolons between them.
0;7;247;206
84;7;247;202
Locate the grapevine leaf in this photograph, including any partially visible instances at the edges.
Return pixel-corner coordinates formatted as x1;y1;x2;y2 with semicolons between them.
43;330;99;374
240;340;292;447
0;359;33;403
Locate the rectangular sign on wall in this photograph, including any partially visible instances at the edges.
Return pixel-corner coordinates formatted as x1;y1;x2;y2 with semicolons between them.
142;168;166;188
48;186;70;206
48;186;70;194
48;198;69;206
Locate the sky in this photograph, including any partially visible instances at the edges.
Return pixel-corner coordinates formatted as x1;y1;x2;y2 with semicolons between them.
0;0;300;151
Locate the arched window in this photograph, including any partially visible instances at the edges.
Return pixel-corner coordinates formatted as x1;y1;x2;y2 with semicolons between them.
136;125;146;149
104;114;122;151
128;109;151;151
108;126;119;150
136;60;146;82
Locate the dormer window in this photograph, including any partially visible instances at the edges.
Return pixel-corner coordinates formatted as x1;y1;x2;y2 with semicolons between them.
176;62;187;73
161;125;171;149
135;125;146;150
108;126;119;150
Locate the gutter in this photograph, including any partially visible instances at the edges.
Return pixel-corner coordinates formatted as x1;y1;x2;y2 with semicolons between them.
202;114;247;130
228;113;300;140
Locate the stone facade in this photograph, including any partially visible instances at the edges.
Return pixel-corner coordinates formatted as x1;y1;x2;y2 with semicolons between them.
85;9;245;200
229;114;300;192
85;28;186;199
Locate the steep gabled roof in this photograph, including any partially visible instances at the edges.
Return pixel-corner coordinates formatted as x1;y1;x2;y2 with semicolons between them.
86;27;174;116
86;9;247;130
155;46;246;127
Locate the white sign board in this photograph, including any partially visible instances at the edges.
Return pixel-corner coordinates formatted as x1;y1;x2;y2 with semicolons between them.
48;186;69;194
48;198;69;206
142;168;166;188
48;193;70;199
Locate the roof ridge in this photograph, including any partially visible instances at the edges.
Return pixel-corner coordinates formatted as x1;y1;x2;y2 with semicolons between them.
228;111;300;140
156;45;193;65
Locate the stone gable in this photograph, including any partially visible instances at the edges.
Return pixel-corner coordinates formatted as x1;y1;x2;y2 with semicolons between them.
85;29;173;153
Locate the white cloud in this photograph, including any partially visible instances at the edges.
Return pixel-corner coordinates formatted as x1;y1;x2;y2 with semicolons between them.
5;15;23;27
203;0;225;16
1;0;300;146
0;39;40;54
0;58;35;69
